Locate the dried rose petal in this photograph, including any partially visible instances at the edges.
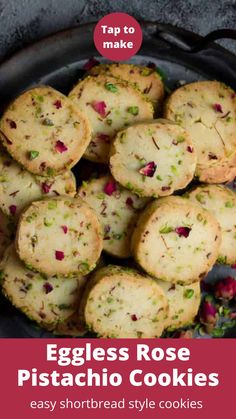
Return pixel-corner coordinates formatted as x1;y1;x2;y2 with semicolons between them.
200;300;217;325
41;182;52;194
9;205;17;216
91;101;107;118
231;93;236;99
175;226;191;238
215;276;236;300
53;100;62;109
213;103;223;113
104;181;117;196
55;140;68;153
161;186;171;191
126;197;134;208
43;282;53;294
208;152;218;160
61;225;68;234
187;146;193;153
83;57;99;70
97;133;110;143
139;161;156;177
55;250;64;261
131;314;138;321
7;119;17;129
3;160;11;167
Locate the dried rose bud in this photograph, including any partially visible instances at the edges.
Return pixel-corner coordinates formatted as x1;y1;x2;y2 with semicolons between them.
9;205;17;216
126;197;134;208
200;300;217;325
55;140;68;153
83;57;99;70
174;330;193;339
104;181;117;196
41;182;52;194
187;146;193;153
231;264;236;269
61;225;68;234
215;276;236;300
55;250;65;261
175;226;191;238
213;103;223;113
91;101;107;118
139;161;156;177
43;282;53;294
53;100;62;109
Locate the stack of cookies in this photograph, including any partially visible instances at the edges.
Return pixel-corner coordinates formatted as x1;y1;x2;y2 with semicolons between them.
0;62;235;338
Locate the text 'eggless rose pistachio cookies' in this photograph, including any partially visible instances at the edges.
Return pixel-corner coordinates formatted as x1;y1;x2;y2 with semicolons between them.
69;74;154;163
131;196;221;284
0;86;91;176
81;265;168;338
187;184;236;265
110;120;197;198
78;174;149;258
164;81;236;183
16;196;103;277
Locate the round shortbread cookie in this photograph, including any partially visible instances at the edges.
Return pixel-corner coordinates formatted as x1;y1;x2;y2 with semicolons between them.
78;175;149;258
89;63;164;107
69;74;153;163
0;210;12;261
82;265;168;338
187;184;236;265
16;196;103;277
156;280;201;330
0;86;91;176
164;81;236;183
1;245;82;329
0;146;76;220
110;120;197;198
131;196;221;284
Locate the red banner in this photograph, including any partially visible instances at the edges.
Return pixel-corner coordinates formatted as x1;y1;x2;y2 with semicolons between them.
0;339;234;418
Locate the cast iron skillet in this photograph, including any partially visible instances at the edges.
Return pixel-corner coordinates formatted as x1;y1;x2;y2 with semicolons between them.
0;22;236;338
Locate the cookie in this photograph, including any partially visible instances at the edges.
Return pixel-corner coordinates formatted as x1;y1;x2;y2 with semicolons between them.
0;210;12;261
81;265;168;338
89;63;164;107
1;245;82;329
78;175;149;258
156;280;200;330
110;120;197;198
0;145;76;220
16;196;103;277
131;196;221;284
69;74;153;163
187;184;236;265
164;81;236;183
0;86;91;176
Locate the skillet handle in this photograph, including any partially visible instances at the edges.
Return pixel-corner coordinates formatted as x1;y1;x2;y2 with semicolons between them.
154;26;236;53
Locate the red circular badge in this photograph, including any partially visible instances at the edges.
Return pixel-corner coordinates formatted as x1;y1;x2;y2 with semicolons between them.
93;13;143;61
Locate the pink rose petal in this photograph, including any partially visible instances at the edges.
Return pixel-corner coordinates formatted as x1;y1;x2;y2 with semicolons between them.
139;161;156;177
175;226;191;238
97;133;110;143
213;103;223;113
91;101;107;118
104;181;117;196
61;225;68;234
187;146;193;153
131;314;138;321
43;282;53;294
126;197;134;208
41;182;52;194
53;100;62;109
55;250;64;261
83;57;99;70
55;140;68;153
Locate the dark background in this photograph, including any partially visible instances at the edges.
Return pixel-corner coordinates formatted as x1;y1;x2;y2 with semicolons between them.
0;0;235;62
